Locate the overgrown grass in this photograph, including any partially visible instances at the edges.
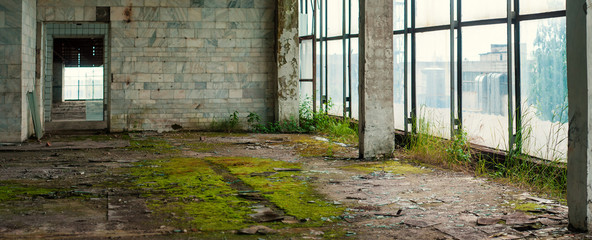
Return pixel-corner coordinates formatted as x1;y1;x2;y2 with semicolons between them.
404;108;567;200
211;111;241;132
248;98;358;145
406;115;471;171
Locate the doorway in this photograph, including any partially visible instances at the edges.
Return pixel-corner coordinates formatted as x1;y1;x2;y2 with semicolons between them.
44;23;109;131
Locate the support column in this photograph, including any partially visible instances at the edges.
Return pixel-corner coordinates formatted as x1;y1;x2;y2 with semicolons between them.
276;0;300;123
0;0;36;142
359;0;395;159
567;0;592;232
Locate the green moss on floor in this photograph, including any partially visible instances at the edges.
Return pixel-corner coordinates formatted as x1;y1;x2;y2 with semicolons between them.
208;157;345;225
184;142;231;153
130;156;344;233
170;132;249;139
515;202;547;212
293;137;347;158
132;158;254;231
340;161;431;175
0;182;57;202
127;137;178;154
49;134;120;142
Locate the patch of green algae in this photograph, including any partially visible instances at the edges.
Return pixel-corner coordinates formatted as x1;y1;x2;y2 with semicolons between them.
131;156;345;232
0;182;57;202
292;136;347;157
127;137;178;154
515;202;547;213
132;158;253;231
184;142;230;153
208;157;345;224
340;161;431;175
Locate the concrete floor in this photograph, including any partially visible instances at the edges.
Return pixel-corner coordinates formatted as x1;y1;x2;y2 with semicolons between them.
0;132;588;239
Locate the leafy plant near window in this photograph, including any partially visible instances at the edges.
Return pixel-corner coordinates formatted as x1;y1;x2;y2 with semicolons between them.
247;97;358;145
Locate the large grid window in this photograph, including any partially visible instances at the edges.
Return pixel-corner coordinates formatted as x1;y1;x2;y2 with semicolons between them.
298;0;359;118
299;0;567;161
392;0;566;160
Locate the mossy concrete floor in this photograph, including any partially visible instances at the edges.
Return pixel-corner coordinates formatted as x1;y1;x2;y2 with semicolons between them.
0;132;586;239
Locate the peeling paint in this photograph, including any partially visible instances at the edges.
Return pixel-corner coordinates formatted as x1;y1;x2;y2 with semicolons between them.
276;0;299;122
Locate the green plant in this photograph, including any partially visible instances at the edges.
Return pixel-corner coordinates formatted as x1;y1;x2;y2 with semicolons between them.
247;97;358;145
212;111;240;132
446;130;471;164
247;112;261;126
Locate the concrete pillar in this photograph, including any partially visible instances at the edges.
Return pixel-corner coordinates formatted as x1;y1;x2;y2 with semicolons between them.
0;0;36;142
358;0;395;159
276;0;300;123
567;0;592;232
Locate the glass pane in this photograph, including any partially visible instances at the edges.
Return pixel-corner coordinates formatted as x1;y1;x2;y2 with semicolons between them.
416;30;451;138
416;0;450;27
299;0;316;36
520;0;565;14
393;34;406;130
351;0;359;34
520;17;567;161
64;67;104;100
461;24;509;149
394;0;405;30
327;0;343;37
86;100;103;121
316;41;322;112
351;37;359;119
327;40;344;116
300;40;314;79
461;0;506;21
300;81;314;107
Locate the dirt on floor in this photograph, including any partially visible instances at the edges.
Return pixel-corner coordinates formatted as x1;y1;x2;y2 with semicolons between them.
0;132;589;239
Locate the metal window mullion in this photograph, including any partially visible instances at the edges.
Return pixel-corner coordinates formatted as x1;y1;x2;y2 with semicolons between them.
347;0;352;118
342;0;347;117
324;0;328;112
450;0;455;137
410;0;417;133
506;0;515;151
403;0;409;134
456;0;462;129
319;0;325;112
312;0;318;112
513;0;523;153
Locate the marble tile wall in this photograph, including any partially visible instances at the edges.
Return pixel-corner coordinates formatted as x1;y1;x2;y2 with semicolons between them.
0;0;36;142
37;0;277;132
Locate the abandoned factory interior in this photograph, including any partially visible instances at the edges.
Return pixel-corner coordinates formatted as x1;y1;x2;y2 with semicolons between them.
2;0;592;239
